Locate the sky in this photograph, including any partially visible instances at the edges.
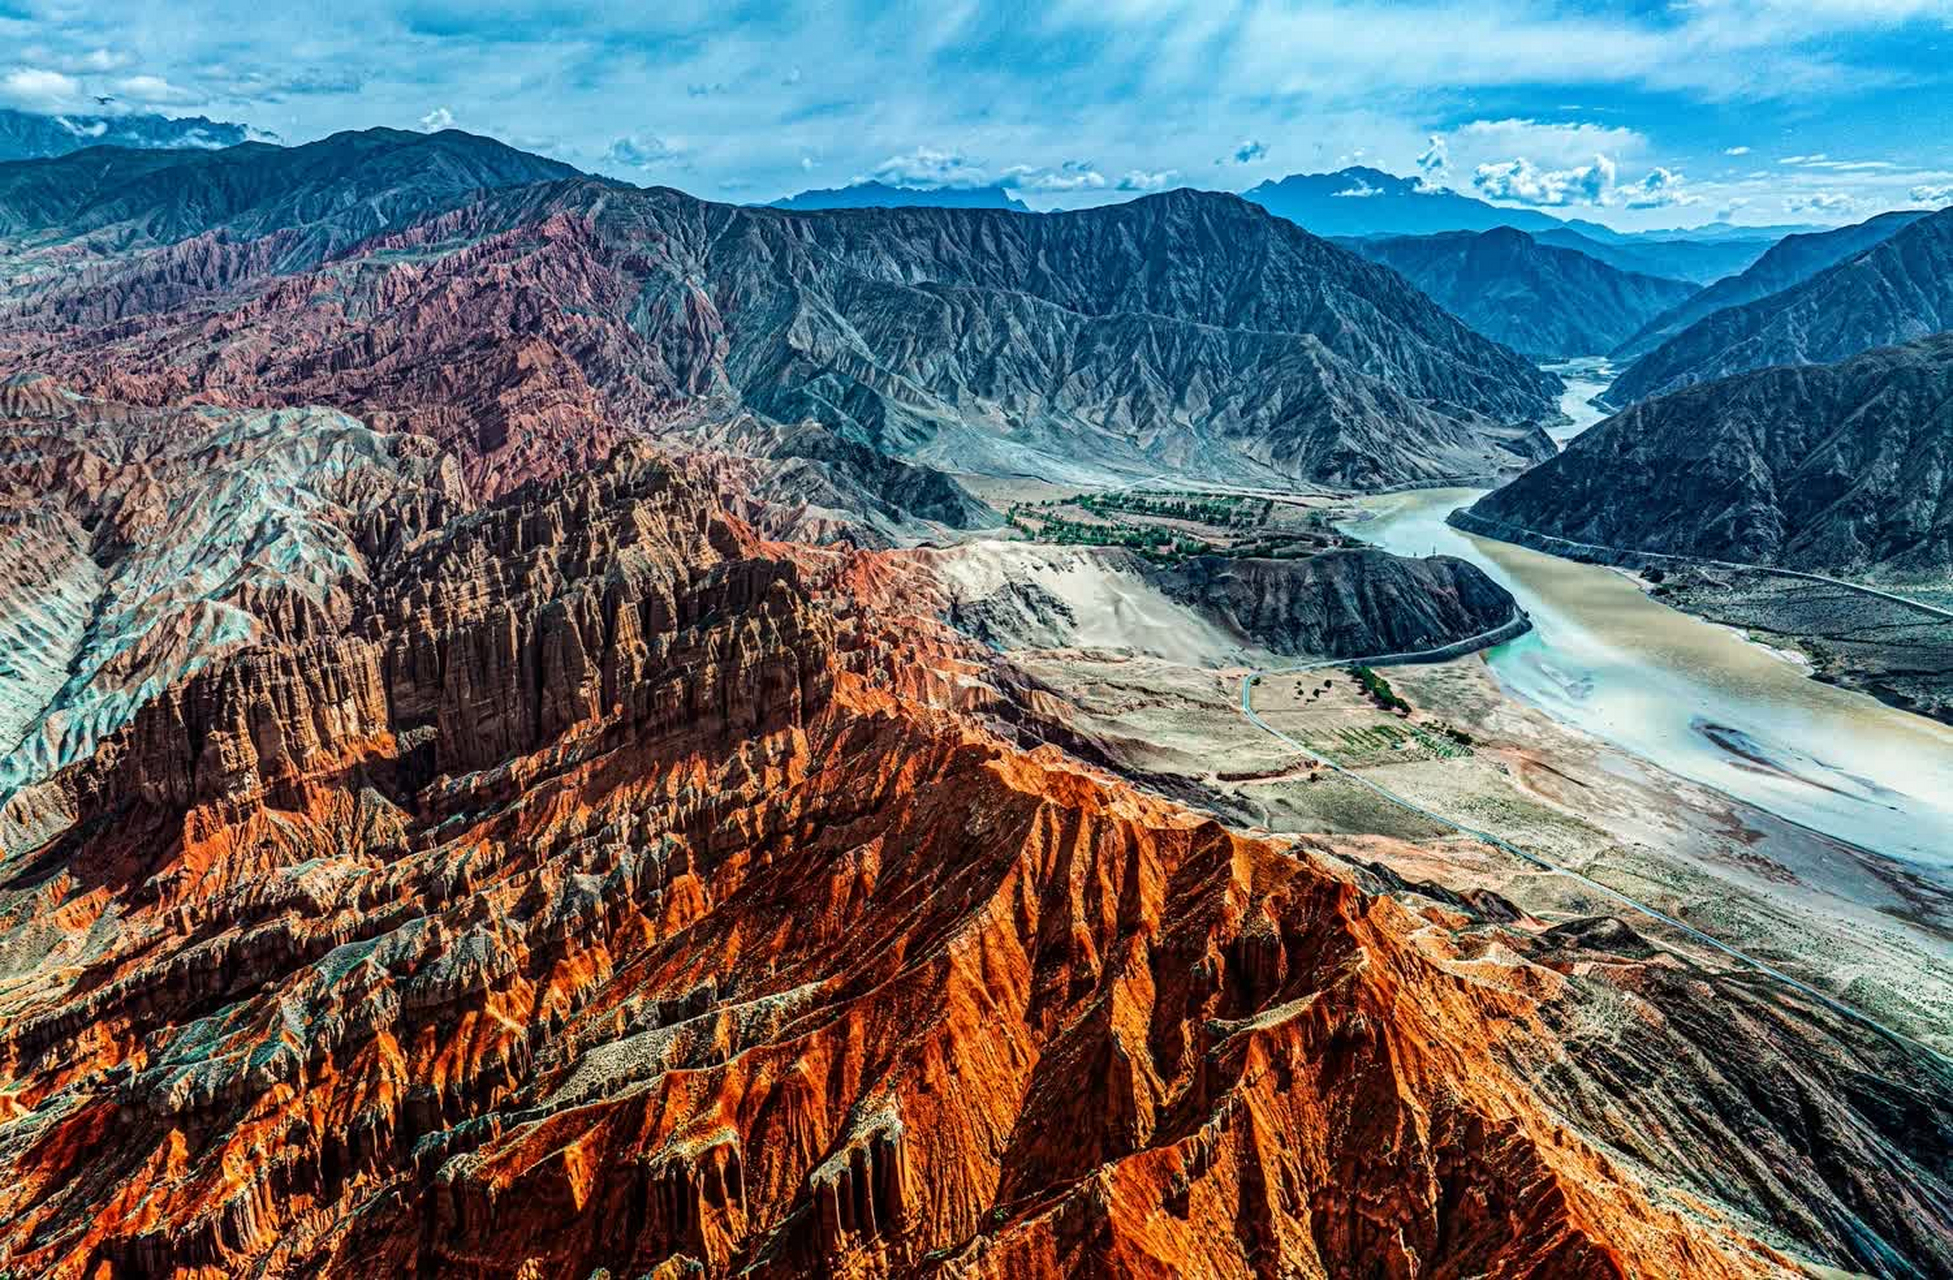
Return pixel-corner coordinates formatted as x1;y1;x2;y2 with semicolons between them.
2;0;1950;230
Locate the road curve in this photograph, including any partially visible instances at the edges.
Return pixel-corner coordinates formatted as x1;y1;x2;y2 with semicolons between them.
1237;635;1952;1072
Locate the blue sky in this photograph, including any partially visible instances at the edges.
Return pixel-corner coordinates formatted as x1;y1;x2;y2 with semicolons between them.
2;0;1949;229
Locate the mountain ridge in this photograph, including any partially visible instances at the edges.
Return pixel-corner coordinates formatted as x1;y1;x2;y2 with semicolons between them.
1342;225;1697;358
1469;333;1953;577
0;106;255;161
1608;204;1953;404
766;178;1031;212
1614;208;1934;360
0;134;1562;502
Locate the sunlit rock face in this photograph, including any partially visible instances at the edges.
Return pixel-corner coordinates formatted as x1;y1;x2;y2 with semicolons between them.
0;132;1948;1280
0;410;1946;1279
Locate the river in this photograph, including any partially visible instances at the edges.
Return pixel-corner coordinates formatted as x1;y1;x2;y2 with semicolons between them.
1346;488;1953;874
1540;356;1614;443
1343;360;1953;875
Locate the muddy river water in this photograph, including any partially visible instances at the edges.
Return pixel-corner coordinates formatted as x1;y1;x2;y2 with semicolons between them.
1345;361;1953;876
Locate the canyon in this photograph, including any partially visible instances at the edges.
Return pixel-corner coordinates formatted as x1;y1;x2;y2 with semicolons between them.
0;127;1948;1279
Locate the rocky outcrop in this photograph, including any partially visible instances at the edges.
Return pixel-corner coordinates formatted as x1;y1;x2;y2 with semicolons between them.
1464;333;1953;578
1152;548;1525;657
0;380;470;803
1345;226;1696;358
928;543;1524;664
1608;205;1953;403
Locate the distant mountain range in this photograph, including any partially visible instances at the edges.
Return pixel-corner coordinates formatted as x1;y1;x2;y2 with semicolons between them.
0;126;579;252
0;107;254;161
1529;227;1776;286
767;180;1030;212
766;168;1807;290
1613;209;1935;361
1607;205;1953;404
0;131;1561;502
1465;333;1953;578
1341;226;1696;358
1244;167;1578;238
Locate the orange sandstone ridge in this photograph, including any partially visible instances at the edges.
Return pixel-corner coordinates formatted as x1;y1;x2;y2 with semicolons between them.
0;411;1948;1278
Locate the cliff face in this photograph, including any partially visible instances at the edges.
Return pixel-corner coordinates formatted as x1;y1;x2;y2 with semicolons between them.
0;377;471;809
0;135;1560;500
1;395;1949;1279
1609;205;1953;403
1345;227;1696;359
1466;333;1953;577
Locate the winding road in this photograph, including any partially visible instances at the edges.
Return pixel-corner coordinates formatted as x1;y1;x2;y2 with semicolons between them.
1237;629;1952;1071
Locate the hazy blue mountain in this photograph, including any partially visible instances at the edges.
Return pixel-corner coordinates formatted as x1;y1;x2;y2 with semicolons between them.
1342;226;1697;358
1531;227;1775;285
1242;167;1568;237
767;180;1031;212
1615;209;1933;358
0;108;253;161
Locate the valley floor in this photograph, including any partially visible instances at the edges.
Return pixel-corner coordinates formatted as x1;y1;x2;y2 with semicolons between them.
999;645;1953;1054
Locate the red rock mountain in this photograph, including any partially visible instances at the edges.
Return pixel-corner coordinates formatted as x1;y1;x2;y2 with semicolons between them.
0;132;1949;1279
0;392;1946;1277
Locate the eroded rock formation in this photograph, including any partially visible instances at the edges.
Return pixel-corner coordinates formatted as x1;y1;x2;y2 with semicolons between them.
1;415;1947;1279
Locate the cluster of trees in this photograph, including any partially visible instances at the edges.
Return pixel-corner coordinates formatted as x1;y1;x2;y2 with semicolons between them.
1078;491;1272;529
1004;505;1211;560
1348;665;1411;714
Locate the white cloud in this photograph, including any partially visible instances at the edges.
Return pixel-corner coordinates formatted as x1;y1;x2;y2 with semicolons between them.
606;134;678;169
0;68;83;113
1785;191;1861;215
1724;145;1751;156
1448;118;1645;167
870;146;992;189
1910;183;1953;206
419;106;455;131
1332;177;1383;198
1413;134;1449;188
1793;158;1897;171
113;74;197;105
1001;159;1107;192
1472;154;1615;206
1115;168;1176;191
54;117;108;139
1472;153;1694;208
1618;166;1695;208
